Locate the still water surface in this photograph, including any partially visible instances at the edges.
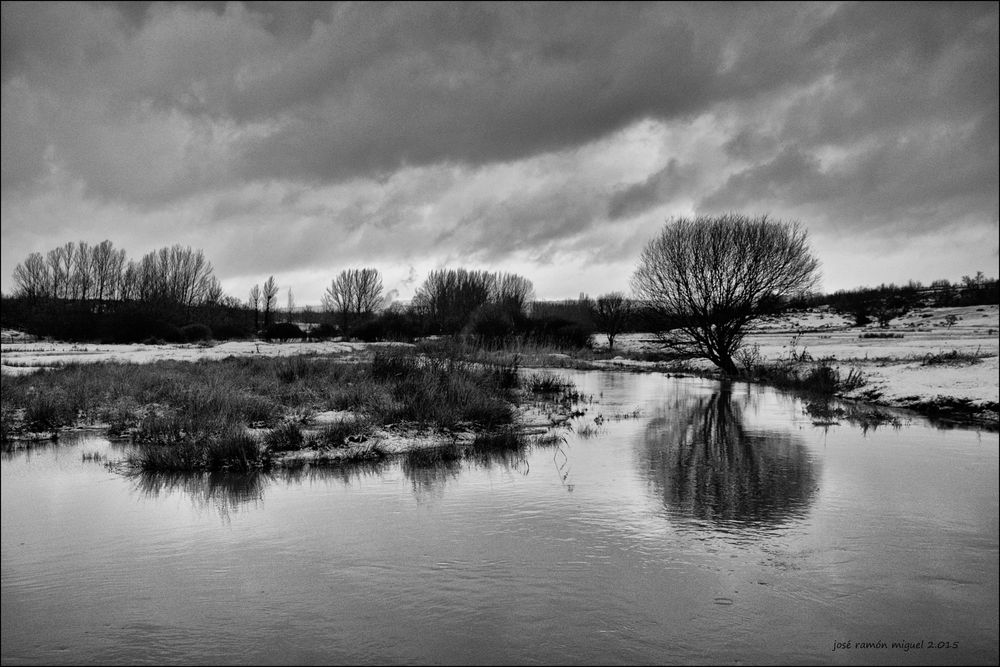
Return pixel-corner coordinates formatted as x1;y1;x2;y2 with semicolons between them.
2;371;998;665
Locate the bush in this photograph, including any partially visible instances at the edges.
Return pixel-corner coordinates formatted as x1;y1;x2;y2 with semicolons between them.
210;323;251;340
466;302;523;343
264;322;304;342
526;316;594;349
377;307;425;341
309;323;340;341
180;323;212;342
351;318;387;342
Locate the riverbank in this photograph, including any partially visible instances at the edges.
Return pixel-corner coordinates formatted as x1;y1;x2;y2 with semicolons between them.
589;304;999;429
3;304;997;432
0;346;580;471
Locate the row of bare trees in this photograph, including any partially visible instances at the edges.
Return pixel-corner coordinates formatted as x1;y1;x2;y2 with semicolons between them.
12;240;222;312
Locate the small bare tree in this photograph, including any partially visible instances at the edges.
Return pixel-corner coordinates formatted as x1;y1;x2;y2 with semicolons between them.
591;292;634;351
262;276;279;327
248;284;261;331
632;213;820;374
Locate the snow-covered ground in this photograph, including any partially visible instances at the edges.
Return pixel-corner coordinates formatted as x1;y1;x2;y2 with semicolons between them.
0;337;400;374
596;304;999;415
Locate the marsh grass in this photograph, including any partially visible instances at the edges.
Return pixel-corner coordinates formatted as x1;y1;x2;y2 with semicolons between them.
804;401;903;431
526;372;570;394
264;421;305;452
3;344;579;470
920;348;986;366
744;361;867;397
312;418;373;449
339;441;389;463
24;390;75;432
128;426;263;471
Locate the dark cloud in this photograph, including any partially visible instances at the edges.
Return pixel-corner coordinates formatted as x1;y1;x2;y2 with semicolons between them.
1;1;997;299
4;2;996;199
608;159;700;220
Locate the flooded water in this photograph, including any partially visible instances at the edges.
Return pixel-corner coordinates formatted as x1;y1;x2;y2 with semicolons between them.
2;370;997;665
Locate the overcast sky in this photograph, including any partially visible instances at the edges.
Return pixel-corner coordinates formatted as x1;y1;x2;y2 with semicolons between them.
2;1;997;304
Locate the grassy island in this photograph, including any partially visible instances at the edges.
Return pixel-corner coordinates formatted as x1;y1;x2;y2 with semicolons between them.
1;344;577;471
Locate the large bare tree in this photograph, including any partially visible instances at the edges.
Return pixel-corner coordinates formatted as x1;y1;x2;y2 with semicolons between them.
632;214;820;374
322;268;383;333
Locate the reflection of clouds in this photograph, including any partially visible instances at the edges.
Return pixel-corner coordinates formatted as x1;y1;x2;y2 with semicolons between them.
641;382;817;528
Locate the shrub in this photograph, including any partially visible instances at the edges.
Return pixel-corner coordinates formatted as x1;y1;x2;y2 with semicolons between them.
466;302;523;343
526;316;594;348
180;323;213;342
209;323;250;340
309;323;340;341
265;322;304;342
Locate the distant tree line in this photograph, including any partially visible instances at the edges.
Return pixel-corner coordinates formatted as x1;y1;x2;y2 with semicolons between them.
4;242;596;346
5;237;997;346
11;240;222;310
785;272;999;326
5;240;242;342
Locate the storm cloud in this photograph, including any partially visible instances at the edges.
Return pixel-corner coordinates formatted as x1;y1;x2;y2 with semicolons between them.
2;1;997;302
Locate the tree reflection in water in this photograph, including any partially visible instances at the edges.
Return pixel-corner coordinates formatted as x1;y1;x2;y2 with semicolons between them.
642;382;818;528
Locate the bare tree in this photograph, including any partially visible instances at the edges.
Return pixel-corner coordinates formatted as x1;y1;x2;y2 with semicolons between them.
90;240;126;310
119;260;139;302
248;284;261;331
591;292;634;351
72;241;93;301
286;288;295;323
632;214;820;374
204;276;224;305
494;272;535;318
322;268;383;333
412;268;495;334
46;246;69;298
262;276;279;327
12;252;50;299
